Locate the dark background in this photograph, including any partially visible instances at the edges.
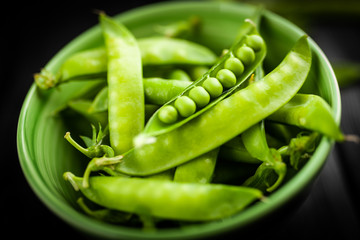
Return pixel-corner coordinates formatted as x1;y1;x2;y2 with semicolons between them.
2;0;360;239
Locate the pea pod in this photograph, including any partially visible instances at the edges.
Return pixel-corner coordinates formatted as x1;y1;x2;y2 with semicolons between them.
101;14;144;154
88;78;191;110
34;38;217;90
173;148;219;184
242;122;274;163
143;78;192;105
143;19;267;136
89;86;108;113
154;16;201;39
84;35;311;177
139;37;217;66
64;172;263;221
267;93;344;141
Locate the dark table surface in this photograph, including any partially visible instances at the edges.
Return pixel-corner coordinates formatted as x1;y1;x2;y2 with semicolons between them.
2;1;360;239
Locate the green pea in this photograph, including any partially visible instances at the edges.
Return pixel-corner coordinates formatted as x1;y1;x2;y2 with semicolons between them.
236;45;255;66
158;105;178;124
189;86;210;108
174;96;196;117
202;77;223;98
168;69;192;82
245;35;264;52
216;69;237;88
224;57;244;76
190;66;210;81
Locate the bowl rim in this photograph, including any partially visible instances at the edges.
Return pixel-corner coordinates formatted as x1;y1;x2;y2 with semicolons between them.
17;1;340;239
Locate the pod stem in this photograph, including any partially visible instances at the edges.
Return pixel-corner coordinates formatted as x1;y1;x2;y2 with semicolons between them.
63;172;80;191
64;132;91;157
82;155;123;188
344;134;360;144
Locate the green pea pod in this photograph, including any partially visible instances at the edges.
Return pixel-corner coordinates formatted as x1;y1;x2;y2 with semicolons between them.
143;18;267;136
34;38;217;90
101;14;145;154
87;78;191;112
88;86;108;113
145;169;175;181
267;93;344;141
154;16;201;39
56;47;108;82
84;35;311;177
143;78;192;105
242;121;275;163
173;148;219;184
139;37;217;65
64;172;262;221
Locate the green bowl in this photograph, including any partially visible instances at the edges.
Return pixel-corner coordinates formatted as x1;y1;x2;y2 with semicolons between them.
17;1;340;239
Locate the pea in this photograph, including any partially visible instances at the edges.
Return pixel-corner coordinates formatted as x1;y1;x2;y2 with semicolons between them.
245;35;264;52
189;86;210;108
190;66;210;81
174;96;196;117
224;57;244;76
158;105;178;124
202;77;223;98
236;45;255;66
216;69;237;88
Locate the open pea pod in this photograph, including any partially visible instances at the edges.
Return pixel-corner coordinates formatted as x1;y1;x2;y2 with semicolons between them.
142;18;267;137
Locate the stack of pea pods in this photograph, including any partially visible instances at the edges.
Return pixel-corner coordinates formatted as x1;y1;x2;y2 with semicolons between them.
34;10;345;228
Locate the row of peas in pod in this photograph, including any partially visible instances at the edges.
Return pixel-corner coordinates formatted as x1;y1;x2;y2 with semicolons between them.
158;34;265;124
143;19;267;136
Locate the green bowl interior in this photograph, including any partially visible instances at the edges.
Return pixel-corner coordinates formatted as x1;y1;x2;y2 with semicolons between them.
17;1;340;239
